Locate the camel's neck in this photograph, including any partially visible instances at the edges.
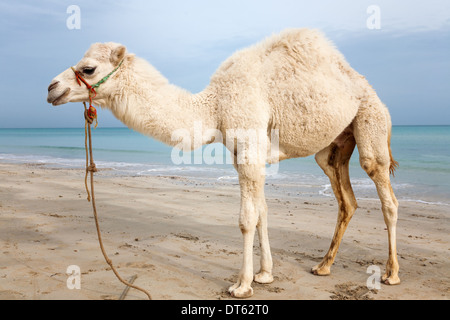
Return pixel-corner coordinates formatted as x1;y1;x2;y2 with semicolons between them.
101;57;218;148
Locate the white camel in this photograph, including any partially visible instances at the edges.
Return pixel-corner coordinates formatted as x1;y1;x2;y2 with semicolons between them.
47;29;400;298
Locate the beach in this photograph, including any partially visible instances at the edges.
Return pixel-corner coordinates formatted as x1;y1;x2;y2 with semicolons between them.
0;162;448;300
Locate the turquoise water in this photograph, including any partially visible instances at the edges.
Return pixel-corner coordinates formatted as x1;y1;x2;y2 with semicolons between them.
0;126;449;205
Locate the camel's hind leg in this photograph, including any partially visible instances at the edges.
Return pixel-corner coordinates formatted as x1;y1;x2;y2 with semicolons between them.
312;129;357;275
353;107;400;285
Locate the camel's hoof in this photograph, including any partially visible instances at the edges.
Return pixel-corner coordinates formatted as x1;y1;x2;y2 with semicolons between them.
228;284;254;298
382;273;400;285
311;264;331;276
254;271;274;284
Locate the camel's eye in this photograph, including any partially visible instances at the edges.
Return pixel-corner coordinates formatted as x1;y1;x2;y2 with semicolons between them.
82;67;96;75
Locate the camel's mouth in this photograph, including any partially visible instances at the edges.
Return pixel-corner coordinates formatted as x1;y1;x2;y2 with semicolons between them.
48;88;71;106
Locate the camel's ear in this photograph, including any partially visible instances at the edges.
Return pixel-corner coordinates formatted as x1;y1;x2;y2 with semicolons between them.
110;45;126;66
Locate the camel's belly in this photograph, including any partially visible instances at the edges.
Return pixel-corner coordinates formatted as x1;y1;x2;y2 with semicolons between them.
273;109;357;160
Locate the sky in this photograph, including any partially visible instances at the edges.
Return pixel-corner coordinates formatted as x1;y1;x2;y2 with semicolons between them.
0;0;449;128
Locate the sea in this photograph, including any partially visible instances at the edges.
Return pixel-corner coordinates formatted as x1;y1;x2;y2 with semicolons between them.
0;126;449;206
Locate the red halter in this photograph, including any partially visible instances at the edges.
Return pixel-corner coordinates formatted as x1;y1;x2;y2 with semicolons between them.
71;60;124;127
71;67;98;124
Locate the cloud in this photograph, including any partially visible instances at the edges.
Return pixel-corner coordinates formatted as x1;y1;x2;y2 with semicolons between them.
0;1;449;127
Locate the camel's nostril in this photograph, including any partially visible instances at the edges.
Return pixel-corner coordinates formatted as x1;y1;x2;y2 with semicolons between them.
48;81;59;92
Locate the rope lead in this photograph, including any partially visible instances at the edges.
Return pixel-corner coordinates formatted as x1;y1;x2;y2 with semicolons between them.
74;61;152;300
83;107;152;300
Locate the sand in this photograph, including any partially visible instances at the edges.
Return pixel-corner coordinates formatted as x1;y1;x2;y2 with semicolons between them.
0;162;448;300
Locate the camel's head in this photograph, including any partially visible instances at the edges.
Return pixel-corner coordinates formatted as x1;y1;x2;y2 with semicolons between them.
47;42;127;106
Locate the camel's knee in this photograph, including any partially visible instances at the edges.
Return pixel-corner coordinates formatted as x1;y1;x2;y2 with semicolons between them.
360;157;376;177
359;156;390;179
239;217;258;234
382;203;398;224
239;203;259;234
340;200;357;219
361;156;399;225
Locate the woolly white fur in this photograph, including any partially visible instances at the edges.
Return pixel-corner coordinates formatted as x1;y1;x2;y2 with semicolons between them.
48;29;400;298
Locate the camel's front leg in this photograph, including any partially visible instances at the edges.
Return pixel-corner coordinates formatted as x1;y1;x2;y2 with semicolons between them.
228;164;267;298
254;197;274;284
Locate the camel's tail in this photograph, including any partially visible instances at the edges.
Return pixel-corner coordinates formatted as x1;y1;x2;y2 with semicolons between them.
388;125;399;176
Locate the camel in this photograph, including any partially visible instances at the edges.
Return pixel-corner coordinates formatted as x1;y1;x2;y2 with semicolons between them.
47;28;400;298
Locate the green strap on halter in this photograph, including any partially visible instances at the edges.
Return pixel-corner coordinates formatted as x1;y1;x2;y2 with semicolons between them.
91;59;124;89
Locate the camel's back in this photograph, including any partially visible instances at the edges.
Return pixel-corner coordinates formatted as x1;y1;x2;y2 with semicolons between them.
211;28;365;90
211;29;374;157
